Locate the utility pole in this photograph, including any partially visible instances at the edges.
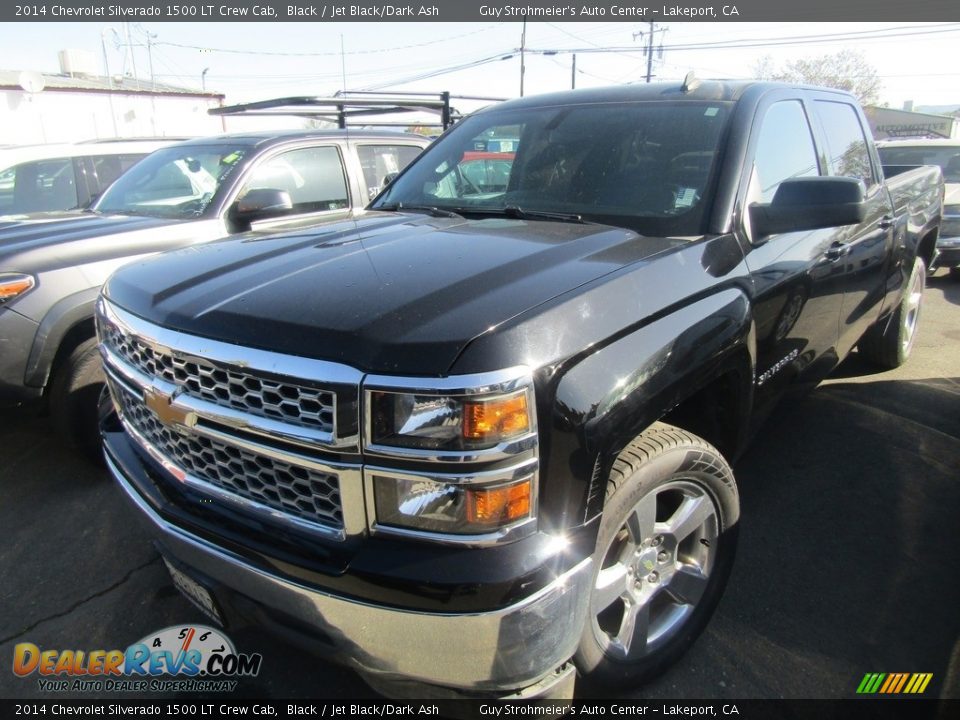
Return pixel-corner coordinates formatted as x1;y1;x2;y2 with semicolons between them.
125;23;140;90
520;18;527;97
645;21;654;83
145;29;156;90
100;27;119;136
571;54;576;89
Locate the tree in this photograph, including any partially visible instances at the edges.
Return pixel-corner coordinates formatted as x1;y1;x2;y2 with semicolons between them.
752;50;882;106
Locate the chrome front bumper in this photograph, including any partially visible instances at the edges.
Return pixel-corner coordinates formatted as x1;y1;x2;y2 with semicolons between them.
105;450;593;695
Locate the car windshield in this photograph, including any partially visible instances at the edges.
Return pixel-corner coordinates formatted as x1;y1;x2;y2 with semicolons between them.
373;101;732;236
94;145;249;219
878;145;960;183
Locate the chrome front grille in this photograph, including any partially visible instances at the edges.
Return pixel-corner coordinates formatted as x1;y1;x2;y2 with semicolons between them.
97;299;366;539
114;383;343;528
100;321;335;434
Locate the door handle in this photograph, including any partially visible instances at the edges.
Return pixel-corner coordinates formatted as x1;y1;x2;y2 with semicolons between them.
878;215;895;230
825;241;850;260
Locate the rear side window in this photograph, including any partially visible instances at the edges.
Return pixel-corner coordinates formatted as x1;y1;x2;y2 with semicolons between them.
242;146;349;214
0;158;77;214
356;145;423;201
750;100;820;203
815;101;875;187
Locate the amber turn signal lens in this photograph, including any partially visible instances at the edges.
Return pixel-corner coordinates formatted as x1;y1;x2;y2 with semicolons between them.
462;393;529;441
466;480;532;525
0;275;35;302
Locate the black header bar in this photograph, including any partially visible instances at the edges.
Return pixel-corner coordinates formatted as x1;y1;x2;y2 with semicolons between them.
4;0;960;23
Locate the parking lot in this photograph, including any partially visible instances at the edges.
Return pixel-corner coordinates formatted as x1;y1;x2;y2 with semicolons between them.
2;272;958;701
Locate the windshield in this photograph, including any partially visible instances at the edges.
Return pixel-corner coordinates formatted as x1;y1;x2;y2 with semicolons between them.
878;145;960;183
94;145;249;219
373;101;732;236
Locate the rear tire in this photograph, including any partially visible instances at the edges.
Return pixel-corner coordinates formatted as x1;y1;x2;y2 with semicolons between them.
49;337;106;464
574;423;739;689
950;267;960;281
857;255;926;369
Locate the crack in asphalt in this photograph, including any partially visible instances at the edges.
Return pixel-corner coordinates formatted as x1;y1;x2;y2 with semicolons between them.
0;554;162;646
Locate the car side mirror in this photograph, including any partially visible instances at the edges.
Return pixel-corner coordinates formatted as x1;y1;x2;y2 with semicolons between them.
749;176;867;241
230;188;293;228
382;172;399;187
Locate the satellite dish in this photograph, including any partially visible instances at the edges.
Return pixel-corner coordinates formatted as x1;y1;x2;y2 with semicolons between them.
19;71;45;94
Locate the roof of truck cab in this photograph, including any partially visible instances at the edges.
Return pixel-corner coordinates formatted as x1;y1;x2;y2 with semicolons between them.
478;80;855;112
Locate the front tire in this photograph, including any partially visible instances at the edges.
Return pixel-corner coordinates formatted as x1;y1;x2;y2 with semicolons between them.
857;255;926;369
49;337;107;463
574;423;740;689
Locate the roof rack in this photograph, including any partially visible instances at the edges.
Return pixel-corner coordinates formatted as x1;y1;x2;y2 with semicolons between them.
208;91;505;130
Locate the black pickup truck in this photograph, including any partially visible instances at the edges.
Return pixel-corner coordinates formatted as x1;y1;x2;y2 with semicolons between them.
98;80;942;698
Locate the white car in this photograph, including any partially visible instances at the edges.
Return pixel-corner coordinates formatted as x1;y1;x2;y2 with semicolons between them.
0;139;179;216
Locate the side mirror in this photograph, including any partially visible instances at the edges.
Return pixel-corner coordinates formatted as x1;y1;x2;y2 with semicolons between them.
749;176;867;241
382;172;399;187
230;188;293;228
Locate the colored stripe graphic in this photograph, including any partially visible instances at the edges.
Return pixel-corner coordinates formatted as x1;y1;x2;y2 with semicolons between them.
857;672;932;694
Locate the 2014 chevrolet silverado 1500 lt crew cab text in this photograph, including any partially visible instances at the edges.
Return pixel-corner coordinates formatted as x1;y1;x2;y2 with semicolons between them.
0;130;428;454
97;80;943;698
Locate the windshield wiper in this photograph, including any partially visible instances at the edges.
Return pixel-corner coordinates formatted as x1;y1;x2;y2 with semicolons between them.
377;203;463;219
502;206;585;224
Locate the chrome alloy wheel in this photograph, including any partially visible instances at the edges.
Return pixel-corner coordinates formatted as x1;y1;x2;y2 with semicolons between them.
590;480;719;661
902;262;925;356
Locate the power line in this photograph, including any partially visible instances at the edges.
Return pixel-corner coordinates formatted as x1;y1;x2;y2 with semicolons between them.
526;22;960;56
359;53;515;90
154;25;500;57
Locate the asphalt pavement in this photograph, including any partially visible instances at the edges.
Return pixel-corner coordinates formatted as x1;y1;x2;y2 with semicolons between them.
2;271;958;701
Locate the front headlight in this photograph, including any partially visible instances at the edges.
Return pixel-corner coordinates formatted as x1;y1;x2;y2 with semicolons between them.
0;273;35;305
373;471;534;535
364;369;539;540
369;388;533;451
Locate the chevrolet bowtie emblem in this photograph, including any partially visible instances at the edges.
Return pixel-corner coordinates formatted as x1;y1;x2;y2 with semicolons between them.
144;387;194;428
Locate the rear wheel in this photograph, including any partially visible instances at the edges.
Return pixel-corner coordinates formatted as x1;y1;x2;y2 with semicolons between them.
857;256;926;369
574;423;739;689
49;337;106;463
950;267;960;281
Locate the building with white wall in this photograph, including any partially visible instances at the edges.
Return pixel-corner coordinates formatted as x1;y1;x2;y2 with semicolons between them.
1;58;227;145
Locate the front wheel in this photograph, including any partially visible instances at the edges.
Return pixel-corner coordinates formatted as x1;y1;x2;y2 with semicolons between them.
574;423;740;689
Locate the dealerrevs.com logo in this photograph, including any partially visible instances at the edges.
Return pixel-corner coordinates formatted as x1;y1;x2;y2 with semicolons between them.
13;625;262;693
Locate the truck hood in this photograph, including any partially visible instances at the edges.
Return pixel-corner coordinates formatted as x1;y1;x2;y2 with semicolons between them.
0;212;180;265
104;213;681;375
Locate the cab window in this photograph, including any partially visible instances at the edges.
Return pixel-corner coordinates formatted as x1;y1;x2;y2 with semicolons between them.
356;145;423;201
815;101;876;188
748;100;820;205
241;146;349;214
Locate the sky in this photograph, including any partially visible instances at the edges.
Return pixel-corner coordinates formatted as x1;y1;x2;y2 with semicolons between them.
1;21;958;112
